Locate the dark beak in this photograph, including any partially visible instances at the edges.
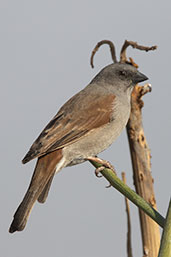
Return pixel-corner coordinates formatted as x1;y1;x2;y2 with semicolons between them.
133;71;148;84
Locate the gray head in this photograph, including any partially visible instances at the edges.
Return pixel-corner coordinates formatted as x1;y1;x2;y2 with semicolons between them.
90;62;148;89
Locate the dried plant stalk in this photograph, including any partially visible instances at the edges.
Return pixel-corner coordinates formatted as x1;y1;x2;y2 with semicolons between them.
122;172;133;257
90;39;160;257
126;84;160;257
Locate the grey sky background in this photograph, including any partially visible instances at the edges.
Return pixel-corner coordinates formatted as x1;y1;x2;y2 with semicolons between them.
1;1;171;256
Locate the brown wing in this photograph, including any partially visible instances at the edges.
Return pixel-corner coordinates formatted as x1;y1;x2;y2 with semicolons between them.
22;92;115;164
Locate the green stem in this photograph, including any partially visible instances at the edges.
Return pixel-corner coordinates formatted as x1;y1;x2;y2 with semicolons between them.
89;160;165;228
158;199;171;257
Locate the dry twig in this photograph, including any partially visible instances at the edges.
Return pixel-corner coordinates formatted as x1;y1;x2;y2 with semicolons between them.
90;40;117;68
122;172;133;257
120;40;157;64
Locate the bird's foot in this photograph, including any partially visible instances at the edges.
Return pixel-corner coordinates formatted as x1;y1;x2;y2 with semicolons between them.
87;156;116;178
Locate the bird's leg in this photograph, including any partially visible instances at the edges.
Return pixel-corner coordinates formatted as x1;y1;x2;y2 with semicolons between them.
87;156;116;177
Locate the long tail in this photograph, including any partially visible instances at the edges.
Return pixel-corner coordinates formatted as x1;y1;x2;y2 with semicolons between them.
37;173;55;203
9;149;63;233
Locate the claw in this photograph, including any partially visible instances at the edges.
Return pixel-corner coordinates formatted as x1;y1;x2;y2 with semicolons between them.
106;183;112;188
103;161;115;172
87;156;117;179
97;160;116;176
95;166;104;177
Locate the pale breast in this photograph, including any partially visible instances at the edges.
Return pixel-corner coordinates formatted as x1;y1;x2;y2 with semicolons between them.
63;95;131;166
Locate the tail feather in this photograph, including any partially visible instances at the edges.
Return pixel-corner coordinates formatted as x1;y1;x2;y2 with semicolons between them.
37;173;55;203
9;150;63;233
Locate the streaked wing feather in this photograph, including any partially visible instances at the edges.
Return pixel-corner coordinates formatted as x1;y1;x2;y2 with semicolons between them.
22;93;115;163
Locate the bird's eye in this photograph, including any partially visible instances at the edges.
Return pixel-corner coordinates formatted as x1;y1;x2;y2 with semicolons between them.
119;70;127;76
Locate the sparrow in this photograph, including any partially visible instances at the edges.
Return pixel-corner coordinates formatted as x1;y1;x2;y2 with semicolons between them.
9;62;148;233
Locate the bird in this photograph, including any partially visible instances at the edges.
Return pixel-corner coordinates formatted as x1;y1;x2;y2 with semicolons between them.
9;62;148;233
